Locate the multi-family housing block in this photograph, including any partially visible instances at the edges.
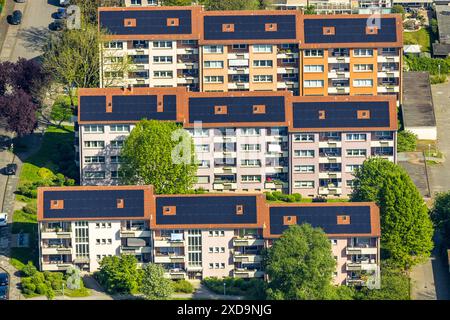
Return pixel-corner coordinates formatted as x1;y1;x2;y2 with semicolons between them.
76;87;397;197
98;6;403;105
37;185;381;286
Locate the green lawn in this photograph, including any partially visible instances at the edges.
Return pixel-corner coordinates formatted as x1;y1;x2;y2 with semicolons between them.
403;28;431;53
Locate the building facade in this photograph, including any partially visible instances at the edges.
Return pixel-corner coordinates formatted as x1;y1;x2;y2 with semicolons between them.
98;6;403;105
76;87;397;197
37;185;381;286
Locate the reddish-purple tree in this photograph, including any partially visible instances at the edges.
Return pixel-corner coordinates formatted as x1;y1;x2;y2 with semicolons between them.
0;89;38;136
0;61;14;96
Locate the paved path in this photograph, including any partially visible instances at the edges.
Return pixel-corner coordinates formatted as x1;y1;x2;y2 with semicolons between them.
427;80;450;195
0;0;56;62
398;152;431;198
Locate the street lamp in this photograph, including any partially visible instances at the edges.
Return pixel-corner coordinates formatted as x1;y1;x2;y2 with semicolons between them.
428;144;431;157
438;64;441;78
62;283;64;299
223;282;226;296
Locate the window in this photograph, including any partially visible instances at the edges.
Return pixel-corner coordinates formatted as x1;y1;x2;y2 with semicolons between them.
354;49;373;57
197;176;210;184
220;231;225;236
241;175;261;183
240;128;260;136
198;160;210;168
304;49;323;57
208;231;214;237
220;247;225;253
110;125;130;132
104;71;123;78
153;71;173;78
153;56;173;63
294;150;315;157
282;58;296;64
111;140;124;148
294;181;315;188
331;239;338;245
346;133;367;141
346;149;367;157
304;65;324;73
304;80;324;88
105;56;124;64
84;156;105;164
252;45;272;53
84;171;105;179
111;171;122;179
354;64;373;72
110;156;122;164
103;41;123;49
195;144;210;152
204;61;224;68
294;165;315;173
204;45;223;54
241;144;260;151
192;128;209;137
346;164;362;173
153;41;172;48
241;159;261;167
84;141;105;148
346;180;355;187
294;134;314;142
220;263;225;269
84;125;104;133
204;76;224;83
253;75;273;83
232;44;247;50
209;263;214;269
353;79;373;87
253;60;273;67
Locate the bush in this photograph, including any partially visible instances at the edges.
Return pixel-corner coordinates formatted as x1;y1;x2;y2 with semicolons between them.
430;74;447;84
36;283;47;295
22;203;37;215
21;278;36;295
172;280;194;293
202;277;266;299
404;55;450;75
22;261;38;277
292;193;302;202
397;130;417;152
271;191;283;200
264;192;276;201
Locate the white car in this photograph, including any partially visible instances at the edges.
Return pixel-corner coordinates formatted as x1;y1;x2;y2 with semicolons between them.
0;213;7;227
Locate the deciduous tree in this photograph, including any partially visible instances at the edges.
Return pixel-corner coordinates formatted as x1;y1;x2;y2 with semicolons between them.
431;191;450;248
203;0;261;10
120;119;197;194
96;255;142;294
141;264;173;300
0;89;38;136
397;130;417;152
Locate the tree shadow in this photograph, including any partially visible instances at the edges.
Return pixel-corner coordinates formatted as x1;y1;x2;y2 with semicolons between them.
16;26;51;53
431;234;450;300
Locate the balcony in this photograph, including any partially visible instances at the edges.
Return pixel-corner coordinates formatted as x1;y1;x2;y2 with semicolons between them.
165;269;187;280
177;62;199;69
318;156;341;164
41;230;72;239
233;268;264;278
277;67;298;74
228;67;250;75
377;85;400;93
120;229;151;238
214;167;237;174
318;141;342;148
176;48;198;55
154;238;185;247
346;261;378;272
233;237;264;247
377;55;400;63
42;261;72;271
227;53;249;60
276;51;298;59
346;247;378;255
233;253;262;263
154;253;185;263
328;86;350;94
319;187;342;195
377;71;400;78
318;172;342;179
328;56;350;64
120;246;152;254
328;71;350;79
228;82;249;90
213;182;238;190
370;140;394;148
41;246;72;255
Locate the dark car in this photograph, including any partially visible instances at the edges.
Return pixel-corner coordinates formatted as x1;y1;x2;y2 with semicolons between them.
0;273;8;287
51;20;65;31
0;286;7;300
55;8;67;20
10;10;23;25
5;163;17;175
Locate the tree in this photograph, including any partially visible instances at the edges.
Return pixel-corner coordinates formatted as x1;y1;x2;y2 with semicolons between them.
160;0;193;5
397;130;417;152
50;96;73;127
0;89;38;136
9;58;50;100
141;264;173;300
392;5;405;19
303;5;316;15
351;158;434;269
203;0;260;10
265;224;337;300
96;255;142;294
431;191;450;248
120;119;197;194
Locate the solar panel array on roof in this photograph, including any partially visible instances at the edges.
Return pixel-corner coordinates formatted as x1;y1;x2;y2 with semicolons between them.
269;205;372;236
203;15;297;40
292;101;390;129
99;10;192;35
188;96;285;123
43;190;145;219
156;196;258;225
303;18;397;44
79;95;177;122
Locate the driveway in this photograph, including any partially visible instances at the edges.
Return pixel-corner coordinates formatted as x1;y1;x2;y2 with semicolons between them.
427;80;450;195
0;0;58;62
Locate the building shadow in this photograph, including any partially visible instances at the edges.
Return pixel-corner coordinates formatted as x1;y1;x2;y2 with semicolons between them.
431;233;450;300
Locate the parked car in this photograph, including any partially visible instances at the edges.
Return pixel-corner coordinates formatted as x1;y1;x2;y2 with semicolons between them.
60;0;70;6
5;163;17;175
0;213;7;227
15;0;26;3
51;20;65;31
10;10;23;25
55;8;68;20
0;286;7;300
0;273;8;286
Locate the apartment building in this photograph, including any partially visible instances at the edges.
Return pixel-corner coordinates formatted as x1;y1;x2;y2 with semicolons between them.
76;87;397;197
270;0;392;13
124;0;159;6
98;6;403;104
37;185;381;286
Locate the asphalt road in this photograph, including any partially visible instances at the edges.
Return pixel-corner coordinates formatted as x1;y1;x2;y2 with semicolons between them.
0;0;58;62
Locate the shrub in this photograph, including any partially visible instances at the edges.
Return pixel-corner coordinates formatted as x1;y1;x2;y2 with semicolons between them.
172;280;194;293
38;168;55;180
430;74;447;84
36;283;47;295
202;277;266;299
397;130;417;152
264;192;276;201
22;261;38;277
22;203;37;215
292;193;302;202
284;195;296;202
271;191;283;200
21;278;36;295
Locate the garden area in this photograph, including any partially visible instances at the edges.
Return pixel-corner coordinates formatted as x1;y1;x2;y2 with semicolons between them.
10;125;77;270
202;277;266;299
264;191;348;203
